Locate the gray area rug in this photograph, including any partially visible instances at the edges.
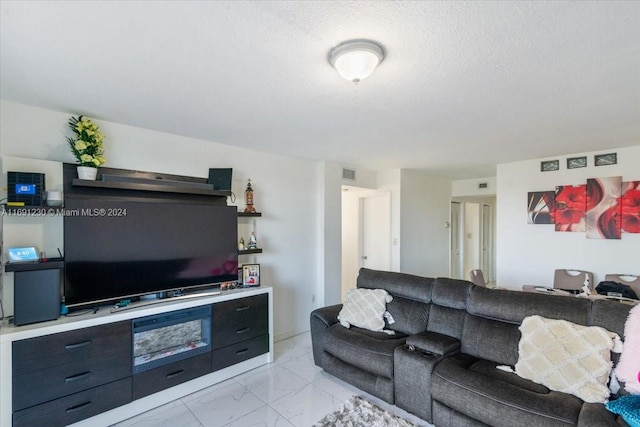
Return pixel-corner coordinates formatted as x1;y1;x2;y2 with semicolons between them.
313;396;418;427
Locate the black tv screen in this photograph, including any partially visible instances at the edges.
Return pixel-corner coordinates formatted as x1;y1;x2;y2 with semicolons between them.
64;199;238;308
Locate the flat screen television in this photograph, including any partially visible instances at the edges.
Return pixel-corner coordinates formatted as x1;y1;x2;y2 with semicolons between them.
63;198;238;308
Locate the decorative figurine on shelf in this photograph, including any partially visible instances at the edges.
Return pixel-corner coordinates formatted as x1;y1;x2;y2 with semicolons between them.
238;237;245;251
248;232;258;249
244;179;256;213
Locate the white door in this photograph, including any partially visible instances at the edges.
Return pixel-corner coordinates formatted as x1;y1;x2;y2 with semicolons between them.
360;193;391;271
450;202;462;279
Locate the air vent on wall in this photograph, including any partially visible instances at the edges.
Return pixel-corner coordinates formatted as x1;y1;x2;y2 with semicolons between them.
478;182;488;189
342;168;356;180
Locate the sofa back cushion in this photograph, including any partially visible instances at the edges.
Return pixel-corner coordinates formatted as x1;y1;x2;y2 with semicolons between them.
385;296;431;335
427;278;473;339
461;314;522;365
591;299;632;337
357;268;434;336
461;287;592;365
467;286;591;324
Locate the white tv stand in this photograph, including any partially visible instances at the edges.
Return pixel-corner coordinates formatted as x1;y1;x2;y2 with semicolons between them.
0;286;273;427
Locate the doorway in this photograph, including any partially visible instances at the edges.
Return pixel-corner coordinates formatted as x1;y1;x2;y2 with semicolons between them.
450;197;496;285
342;187;391;300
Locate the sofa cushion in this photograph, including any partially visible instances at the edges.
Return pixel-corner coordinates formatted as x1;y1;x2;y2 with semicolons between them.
338;288;392;333
428;304;467;339
432;353;583;427
461;314;522;366
406;331;460;356
432;277;473;310
467;286;591;325
357;268;434;303
324;323;408;379
384;295;430;335
515;315;619;403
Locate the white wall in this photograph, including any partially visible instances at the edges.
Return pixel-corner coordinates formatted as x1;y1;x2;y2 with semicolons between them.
0;100;318;341
399;170;452;278
496;145;640;289
452;176;496;197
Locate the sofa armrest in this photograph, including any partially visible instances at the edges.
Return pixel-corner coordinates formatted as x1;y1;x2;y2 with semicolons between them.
310;304;342;327
406;331;460;356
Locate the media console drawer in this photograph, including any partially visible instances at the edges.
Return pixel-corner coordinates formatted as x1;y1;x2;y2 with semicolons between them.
13;351;131;411
212;294;268;349
12;321;131;411
12;377;131;427
212;334;269;371
13;321;131;375
132;352;212;400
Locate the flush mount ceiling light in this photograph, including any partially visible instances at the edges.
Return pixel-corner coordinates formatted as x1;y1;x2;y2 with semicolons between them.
329;40;385;84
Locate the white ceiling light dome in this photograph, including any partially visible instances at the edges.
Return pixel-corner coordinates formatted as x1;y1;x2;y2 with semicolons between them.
329;40;385;84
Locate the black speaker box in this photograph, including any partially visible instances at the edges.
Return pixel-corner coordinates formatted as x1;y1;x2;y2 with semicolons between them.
7;171;46;206
208;168;232;191
14;269;60;326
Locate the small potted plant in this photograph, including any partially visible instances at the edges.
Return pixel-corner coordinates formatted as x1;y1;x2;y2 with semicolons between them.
66;115;106;180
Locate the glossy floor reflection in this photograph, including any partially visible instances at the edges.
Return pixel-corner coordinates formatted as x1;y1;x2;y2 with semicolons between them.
114;331;433;427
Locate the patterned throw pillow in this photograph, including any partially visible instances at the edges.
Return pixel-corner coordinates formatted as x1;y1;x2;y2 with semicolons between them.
338;288;393;333
606;394;640;427
515;315;618;403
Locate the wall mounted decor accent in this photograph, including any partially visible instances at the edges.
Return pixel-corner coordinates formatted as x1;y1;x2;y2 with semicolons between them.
541;160;560;172
594;153;617;166
567;156;587;169
586;176;621;239
528;175;639;239
554;185;586;232
527;191;555;224
621;181;640;233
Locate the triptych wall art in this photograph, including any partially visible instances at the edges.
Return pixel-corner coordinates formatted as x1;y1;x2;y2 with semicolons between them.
527;177;640;239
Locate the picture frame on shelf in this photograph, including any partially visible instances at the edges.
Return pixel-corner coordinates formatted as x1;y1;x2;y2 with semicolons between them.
241;264;260;287
541;160;560;172
594;153;617;166
567;156;587;169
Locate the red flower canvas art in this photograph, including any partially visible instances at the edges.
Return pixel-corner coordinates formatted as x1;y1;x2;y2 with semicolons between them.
621;181;640;234
554;185;586;232
527;191;555;224
586;176;621;239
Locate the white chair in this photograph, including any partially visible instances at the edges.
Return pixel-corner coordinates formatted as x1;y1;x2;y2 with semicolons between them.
553;269;594;293
604;274;640;299
470;269;487;287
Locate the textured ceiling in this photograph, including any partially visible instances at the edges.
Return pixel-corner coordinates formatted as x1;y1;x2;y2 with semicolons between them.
1;1;639;179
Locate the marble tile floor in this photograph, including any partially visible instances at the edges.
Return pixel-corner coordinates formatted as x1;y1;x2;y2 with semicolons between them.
114;331;433;427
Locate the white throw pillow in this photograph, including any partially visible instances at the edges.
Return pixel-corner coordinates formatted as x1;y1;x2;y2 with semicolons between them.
338;288;393;333
515;315;619;403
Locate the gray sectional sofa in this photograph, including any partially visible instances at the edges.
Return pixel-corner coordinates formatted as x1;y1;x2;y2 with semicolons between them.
310;268;632;427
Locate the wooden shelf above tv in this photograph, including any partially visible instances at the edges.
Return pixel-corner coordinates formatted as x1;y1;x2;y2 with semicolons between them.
72;179;231;197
